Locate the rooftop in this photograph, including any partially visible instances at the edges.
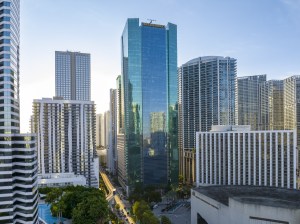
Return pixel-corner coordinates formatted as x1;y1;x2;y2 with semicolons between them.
193;185;300;209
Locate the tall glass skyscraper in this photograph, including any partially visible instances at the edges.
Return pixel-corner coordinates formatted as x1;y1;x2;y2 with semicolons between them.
178;56;236;184
118;18;178;192
0;1;38;223
55;51;91;101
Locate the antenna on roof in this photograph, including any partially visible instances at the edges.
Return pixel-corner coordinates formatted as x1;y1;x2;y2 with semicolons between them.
147;19;156;24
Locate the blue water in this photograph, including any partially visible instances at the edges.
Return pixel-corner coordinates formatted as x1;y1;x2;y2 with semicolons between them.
38;204;66;224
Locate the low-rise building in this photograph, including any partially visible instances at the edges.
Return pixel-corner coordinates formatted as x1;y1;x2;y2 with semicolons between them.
191;185;300;224
38;173;86;188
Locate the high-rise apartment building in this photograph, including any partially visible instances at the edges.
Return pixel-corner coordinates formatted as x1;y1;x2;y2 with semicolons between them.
0;1;39;223
236;75;266;130
284;76;300;182
118;18;178;193
55;51;91;101
259;80;284;130
32;98;99;188
196;125;297;189
178;56;237;184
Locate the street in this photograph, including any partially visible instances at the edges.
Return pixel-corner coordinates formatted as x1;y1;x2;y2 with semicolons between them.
100;171;135;224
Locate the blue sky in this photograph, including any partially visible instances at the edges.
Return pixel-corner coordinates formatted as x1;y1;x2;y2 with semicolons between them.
20;0;300;132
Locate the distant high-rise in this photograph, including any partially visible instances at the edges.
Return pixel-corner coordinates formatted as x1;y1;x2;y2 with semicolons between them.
108;89;117;174
259;80;284;130
178;56;236;184
32;98;99;188
96;114;104;147
0;1;38;223
55;51;91;100
236;75;266;130
118;18;178;193
284;76;300;181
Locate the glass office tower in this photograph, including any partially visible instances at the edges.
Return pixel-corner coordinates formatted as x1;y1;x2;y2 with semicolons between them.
0;1;39;223
55;51;91;101
119;18;178;192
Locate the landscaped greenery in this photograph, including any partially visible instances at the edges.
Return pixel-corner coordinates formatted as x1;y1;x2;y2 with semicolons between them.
161;215;172;224
132;200;160;224
128;184;162;204
43;186;109;224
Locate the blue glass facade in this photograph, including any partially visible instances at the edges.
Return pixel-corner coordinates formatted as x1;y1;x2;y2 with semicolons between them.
120;19;178;190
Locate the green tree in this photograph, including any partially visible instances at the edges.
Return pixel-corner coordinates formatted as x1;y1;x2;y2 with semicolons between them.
115;203;120;210
72;194;108;224
140;210;159;224
178;175;184;187
132;200;150;221
45;188;63;205
161;215;172;224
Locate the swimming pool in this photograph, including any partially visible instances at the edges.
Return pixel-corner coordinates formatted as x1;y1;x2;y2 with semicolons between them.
38;204;66;224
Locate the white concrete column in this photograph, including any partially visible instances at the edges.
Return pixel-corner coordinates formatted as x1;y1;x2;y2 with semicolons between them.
214;133;217;184
223;133;226;185
248;132;251;185
243;133;246;185
259;133;261;186
270;132;273;186
228;133;231;185
264;132;267;186
201;134;204;184
233;133;236;185
275;132;278;187
287;132;290;188
205;134;208;184
281;132;284;188
209;133;212;184
196;133;200;187
253;133;256;185
218;133;221;185
238;133;241;185
293;130;297;189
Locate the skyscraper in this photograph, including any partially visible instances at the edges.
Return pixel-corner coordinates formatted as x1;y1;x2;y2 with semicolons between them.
178;56;236;184
55;51;91;100
259;80;284;130
118;18;178;193
0;1;38;223
108;89;117;174
236;75;266;130
32;98;99;188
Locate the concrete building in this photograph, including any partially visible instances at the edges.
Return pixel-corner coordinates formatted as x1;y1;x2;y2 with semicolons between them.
55;51;91;101
284;76;300;186
96;114;104;147
259;80;284;130
178;56;237;184
32;98;99;188
196;125;297;189
108;89;117;174
236;75;266;130
0;1;39;223
38;173;86;188
191;185;300;224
